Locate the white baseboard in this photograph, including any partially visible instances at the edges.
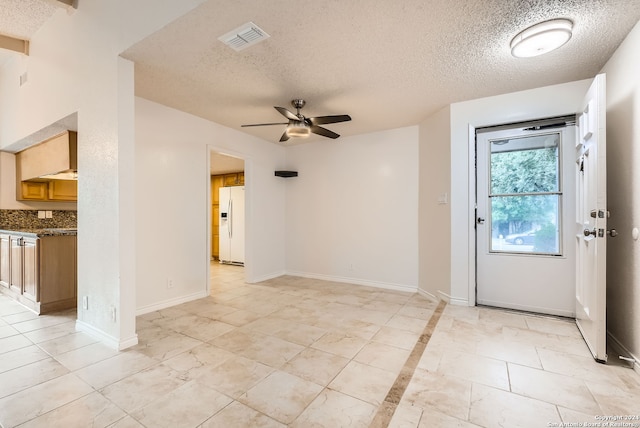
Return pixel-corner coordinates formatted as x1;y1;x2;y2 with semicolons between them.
136;290;208;316
248;270;286;284
437;290;468;306
607;330;639;374
417;288;439;302
76;320;138;351
284;270;417;293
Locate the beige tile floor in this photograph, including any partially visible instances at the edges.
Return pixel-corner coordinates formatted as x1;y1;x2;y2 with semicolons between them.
0;263;639;427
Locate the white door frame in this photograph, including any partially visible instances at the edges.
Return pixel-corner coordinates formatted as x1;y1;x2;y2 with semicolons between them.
451;81;594;308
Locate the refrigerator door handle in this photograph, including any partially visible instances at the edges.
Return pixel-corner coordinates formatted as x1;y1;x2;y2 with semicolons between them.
228;199;232;238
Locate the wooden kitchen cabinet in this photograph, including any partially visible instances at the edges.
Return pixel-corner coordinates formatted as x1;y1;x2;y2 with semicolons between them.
223;172;244;186
18;180;77;202
212;176;224;204
0;233;76;314
22;238;39;302
38;236;76;312
9;236;23;294
0;234;10;288
20;181;48;200
7;236;38;302
48;180;78;201
211;176;224;259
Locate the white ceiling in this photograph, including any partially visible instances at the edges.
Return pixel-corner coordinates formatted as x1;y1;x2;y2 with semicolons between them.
121;0;640;145
210;152;244;175
1;1;639;146
0;0;59;39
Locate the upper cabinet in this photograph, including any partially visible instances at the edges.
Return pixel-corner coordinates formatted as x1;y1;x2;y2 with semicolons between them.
223;172;244;187
15;131;78;202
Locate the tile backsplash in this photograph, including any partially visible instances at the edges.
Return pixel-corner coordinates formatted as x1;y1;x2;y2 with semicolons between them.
0;209;77;229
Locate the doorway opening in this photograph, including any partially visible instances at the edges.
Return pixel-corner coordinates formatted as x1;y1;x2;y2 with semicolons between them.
209;150;245;295
475;117;576;317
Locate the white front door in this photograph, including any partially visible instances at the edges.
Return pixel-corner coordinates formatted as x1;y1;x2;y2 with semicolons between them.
476;123;576;316
575;74;608;363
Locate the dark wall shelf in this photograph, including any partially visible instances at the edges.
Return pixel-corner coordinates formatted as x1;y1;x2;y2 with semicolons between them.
275;171;298;178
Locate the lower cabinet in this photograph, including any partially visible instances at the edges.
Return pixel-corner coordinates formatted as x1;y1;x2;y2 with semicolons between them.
22;238;38;302
0;234;10;288
9;236;24;295
0;234;76;314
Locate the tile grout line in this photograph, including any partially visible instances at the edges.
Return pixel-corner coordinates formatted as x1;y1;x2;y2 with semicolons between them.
369;299;447;428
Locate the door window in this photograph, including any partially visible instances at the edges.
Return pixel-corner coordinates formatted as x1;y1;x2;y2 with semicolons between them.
488;133;562;255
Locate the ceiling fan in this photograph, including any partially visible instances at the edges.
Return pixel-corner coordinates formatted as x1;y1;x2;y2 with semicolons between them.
241;99;351;142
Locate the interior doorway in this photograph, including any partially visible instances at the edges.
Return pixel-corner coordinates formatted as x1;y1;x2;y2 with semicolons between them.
475;119;576;317
209;150;245;293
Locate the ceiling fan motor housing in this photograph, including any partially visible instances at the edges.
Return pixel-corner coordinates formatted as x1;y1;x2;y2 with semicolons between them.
292;99;306;110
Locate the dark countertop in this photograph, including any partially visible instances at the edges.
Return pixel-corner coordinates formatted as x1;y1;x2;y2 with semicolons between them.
0;228;78;237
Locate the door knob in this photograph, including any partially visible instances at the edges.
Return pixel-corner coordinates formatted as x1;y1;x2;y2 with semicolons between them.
607;229;618;237
583;228;597;237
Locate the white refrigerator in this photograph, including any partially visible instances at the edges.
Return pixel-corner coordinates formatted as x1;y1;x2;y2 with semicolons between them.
219;186;245;265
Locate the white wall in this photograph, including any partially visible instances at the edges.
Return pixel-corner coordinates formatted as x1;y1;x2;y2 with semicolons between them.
449;79;591;305
418;106;451;300
600;21;640;365
0;1;207;349
284;127;419;291
134;98;287;312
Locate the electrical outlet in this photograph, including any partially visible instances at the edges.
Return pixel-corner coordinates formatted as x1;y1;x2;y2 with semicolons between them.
38;211;46;219
167;278;173;289
82;296;88;310
45;211;53;219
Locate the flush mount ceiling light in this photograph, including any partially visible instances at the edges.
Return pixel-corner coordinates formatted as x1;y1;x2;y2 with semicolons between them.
510;18;573;58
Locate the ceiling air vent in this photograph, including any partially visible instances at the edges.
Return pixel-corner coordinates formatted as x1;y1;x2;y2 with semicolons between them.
219;22;270;51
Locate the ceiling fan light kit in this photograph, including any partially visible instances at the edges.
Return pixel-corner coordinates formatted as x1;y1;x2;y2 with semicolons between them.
510;18;573;58
242;99;351;142
286;121;311;138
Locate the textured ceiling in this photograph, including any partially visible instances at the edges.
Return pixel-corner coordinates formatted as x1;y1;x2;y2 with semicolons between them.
1;1;639;146
0;0;59;39
122;0;640;145
0;0;69;65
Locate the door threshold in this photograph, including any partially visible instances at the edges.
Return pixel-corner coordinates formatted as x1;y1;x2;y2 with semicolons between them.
476;304;575;321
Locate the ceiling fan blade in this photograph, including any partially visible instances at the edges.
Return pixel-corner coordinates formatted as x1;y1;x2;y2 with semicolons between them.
311;125;340;139
274;106;299;121
279;131;290;142
308;115;351;126
241;122;288;127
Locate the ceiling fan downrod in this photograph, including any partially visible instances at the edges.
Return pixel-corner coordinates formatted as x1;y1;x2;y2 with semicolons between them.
292;99;306;118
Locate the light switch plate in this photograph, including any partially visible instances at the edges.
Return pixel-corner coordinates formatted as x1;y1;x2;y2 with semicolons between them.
38;211;46;219
45;211;53;219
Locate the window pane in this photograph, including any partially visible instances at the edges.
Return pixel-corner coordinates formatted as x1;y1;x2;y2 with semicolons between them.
490;134;559;194
490;195;560;255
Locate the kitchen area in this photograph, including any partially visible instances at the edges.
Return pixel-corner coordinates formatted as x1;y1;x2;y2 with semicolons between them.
0;130;78;315
210;151;245;265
